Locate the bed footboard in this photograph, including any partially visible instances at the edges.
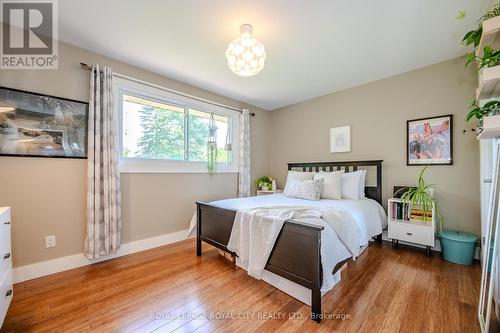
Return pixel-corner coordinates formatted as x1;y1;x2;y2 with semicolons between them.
266;219;324;322
196;202;236;256
196;201;326;322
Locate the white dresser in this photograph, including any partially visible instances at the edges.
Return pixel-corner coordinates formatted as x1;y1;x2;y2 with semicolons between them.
0;207;12;328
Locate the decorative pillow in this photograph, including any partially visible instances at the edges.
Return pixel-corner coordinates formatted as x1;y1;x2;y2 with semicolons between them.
313;170;344;199
286;178;324;201
358;170;367;198
283;171;315;194
341;171;363;199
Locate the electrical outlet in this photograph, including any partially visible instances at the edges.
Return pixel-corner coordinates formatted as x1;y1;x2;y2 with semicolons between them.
45;235;56;248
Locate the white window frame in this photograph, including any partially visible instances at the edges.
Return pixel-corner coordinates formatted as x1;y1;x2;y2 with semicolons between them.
114;77;240;173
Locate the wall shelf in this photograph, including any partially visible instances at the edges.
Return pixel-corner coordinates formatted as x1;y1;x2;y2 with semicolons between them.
476;16;500;57
476;66;500;101
478;115;500;139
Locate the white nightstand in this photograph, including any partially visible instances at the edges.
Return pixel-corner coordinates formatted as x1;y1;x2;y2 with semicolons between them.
387;198;435;256
256;189;283;196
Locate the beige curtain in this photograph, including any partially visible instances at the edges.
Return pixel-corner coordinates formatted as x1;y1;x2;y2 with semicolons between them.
84;64;121;259
238;109;251;197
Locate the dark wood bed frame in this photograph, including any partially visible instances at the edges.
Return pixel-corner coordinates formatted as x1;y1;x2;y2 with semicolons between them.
196;160;383;322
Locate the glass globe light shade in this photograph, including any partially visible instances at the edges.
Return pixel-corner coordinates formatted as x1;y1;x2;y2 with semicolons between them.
225;24;266;77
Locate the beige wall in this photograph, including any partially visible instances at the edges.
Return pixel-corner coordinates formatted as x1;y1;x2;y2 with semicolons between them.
0;42;270;267
0;41;480;268
268;57;480;235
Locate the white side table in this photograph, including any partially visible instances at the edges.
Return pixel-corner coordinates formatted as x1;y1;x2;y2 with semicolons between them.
256;189;283;196
387;198;435;256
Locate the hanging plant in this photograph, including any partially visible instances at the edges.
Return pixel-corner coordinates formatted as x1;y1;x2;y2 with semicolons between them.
207;113;218;173
465;45;500;70
224;113;232;163
462;4;500;48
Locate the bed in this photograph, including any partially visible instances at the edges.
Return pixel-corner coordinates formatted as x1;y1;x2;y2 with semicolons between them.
195;160;385;322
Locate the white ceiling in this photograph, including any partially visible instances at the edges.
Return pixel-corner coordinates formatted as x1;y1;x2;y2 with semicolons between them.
57;0;489;110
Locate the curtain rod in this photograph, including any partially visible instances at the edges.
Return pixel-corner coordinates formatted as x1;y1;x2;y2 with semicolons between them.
80;62;255;117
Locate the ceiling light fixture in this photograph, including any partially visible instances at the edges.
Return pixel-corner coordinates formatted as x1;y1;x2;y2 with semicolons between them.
225;24;266;77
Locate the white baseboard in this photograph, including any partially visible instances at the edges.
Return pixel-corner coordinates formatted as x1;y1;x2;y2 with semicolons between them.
13;229;191;284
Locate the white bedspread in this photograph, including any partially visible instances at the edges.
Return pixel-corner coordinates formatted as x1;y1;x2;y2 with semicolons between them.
227;206;361;287
187;194;386;294
208;194;387;247
227;206;320;279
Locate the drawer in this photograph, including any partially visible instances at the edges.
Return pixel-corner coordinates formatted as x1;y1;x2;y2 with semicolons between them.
0;208;10;225
0;267;13;329
388;221;435;247
0;223;11;278
0;250;11;284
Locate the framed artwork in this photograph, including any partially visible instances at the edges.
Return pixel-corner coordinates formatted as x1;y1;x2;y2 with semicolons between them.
0;86;88;159
330;126;351;153
407;114;453;166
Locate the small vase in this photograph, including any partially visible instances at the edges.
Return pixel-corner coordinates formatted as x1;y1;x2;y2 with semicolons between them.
272;180;277;191
261;185;269;191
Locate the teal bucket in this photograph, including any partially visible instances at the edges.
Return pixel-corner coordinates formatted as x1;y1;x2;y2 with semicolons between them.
439;230;477;265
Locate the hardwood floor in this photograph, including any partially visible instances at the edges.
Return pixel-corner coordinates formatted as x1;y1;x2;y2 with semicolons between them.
1;240;481;333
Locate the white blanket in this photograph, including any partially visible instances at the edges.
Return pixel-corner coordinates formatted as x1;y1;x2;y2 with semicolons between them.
227;206;361;282
186;194;386;293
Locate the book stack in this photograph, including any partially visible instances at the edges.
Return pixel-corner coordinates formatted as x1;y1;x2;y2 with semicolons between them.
391;201;410;221
391;201;432;225
409;209;432;225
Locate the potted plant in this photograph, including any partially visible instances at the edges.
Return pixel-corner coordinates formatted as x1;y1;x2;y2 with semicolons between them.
255;176;273;191
466;100;500;134
461;4;500;48
461;5;500;72
401;166;443;232
466;45;500;70
401;167;477;265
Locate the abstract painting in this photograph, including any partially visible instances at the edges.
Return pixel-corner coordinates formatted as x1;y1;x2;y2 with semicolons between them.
407;115;452;165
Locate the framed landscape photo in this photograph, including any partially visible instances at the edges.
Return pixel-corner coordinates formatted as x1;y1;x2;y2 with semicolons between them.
407;114;453;166
0;86;88;159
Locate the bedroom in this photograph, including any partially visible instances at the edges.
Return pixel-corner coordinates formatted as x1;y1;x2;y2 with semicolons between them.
0;0;498;332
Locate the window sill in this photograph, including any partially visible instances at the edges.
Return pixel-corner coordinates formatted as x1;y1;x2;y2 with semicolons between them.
119;158;239;174
120;170;238;174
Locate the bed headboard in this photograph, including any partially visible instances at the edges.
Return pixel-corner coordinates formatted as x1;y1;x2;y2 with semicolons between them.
287;160;383;205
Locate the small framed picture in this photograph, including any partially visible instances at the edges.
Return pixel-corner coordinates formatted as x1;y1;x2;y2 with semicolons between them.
407;114;453;166
330;126;351;153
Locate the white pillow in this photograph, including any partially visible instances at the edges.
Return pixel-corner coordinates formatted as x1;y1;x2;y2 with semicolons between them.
358;170;367;198
341;171;363;199
313;170;344;199
284;171;315;194
286;178;324;201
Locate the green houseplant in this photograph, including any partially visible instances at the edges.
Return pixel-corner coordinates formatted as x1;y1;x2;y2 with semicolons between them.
255;176;273;190
401;167;477;264
461;4;500;70
466;45;500;70
466;100;500;133
401;166;443;233
462;4;500;48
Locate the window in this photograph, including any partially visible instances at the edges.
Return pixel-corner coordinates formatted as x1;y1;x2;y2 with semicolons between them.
115;78;239;173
